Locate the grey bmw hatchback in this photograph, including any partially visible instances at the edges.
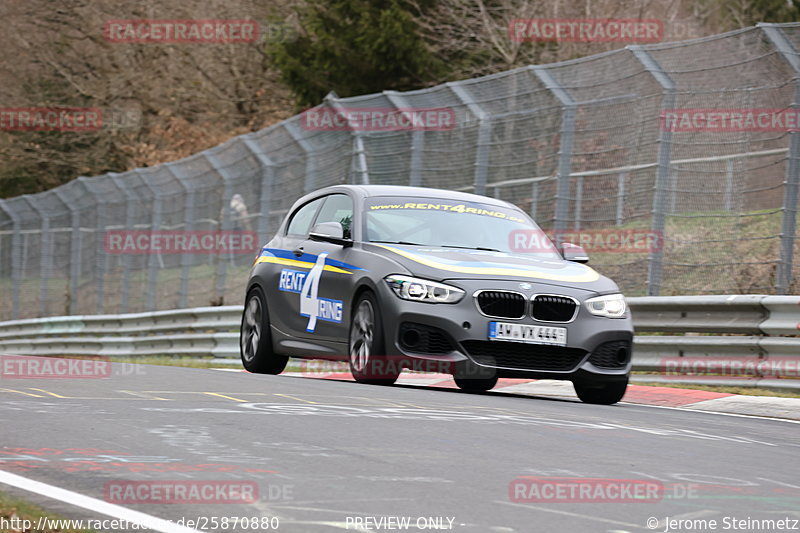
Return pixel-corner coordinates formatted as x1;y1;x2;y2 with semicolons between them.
240;185;633;404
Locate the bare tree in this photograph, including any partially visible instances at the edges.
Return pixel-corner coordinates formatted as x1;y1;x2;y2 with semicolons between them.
412;0;716;80
0;0;296;194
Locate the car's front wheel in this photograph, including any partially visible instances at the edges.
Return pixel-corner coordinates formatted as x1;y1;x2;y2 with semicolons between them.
348;291;399;385
573;377;628;405
454;375;498;392
454;364;498;392
240;287;288;374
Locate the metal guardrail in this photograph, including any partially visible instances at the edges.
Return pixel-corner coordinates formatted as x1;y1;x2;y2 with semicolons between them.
628;294;800;334
628;296;800;360
0;296;797;390
628;295;800;391
0;307;240;358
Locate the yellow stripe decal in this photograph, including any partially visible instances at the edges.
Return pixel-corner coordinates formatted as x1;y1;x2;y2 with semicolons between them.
375;245;600;282
255;256;352;274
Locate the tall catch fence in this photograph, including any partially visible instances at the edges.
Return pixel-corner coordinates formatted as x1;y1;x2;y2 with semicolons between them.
1;23;799;319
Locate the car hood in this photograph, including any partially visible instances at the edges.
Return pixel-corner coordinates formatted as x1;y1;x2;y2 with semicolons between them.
366;243;617;291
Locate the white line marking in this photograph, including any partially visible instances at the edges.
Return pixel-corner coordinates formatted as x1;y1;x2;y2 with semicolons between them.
210;368;800;424
756;477;800;488
622;402;800;424
0;470;202;533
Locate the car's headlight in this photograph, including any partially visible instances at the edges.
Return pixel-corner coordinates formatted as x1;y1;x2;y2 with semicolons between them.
585;293;627;318
384;275;464;304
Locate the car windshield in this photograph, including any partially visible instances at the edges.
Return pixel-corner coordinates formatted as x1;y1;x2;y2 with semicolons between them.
363;196;560;258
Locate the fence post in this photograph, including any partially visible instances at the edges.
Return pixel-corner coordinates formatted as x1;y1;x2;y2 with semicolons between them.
75;177;112;315
724;159;734;212
285;121;318;193
351;136;370;184
100;176;132;314
616;173;626;226
242;137;277;241
761;24;800;294
165;163;195;309
22;196;51;317
109;173;138;313
630;46;676;296
53;188;84;315
448;82;491;196
669;172;678;214
385;91;423;187
0;200;22;319
138;172;163;312
323;95;370;186
408;131;424;187
530;66;576;233
204;152;235;305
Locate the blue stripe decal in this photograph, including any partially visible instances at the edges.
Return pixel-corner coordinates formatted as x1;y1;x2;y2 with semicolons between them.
260;247;365;271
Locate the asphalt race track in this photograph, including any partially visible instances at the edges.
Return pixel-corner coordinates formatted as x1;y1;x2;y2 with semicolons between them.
1;363;799;533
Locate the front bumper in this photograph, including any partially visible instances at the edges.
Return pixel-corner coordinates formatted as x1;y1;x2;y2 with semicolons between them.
376;278;633;383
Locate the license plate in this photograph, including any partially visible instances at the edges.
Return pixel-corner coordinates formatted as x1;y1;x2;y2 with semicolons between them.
488;322;567;346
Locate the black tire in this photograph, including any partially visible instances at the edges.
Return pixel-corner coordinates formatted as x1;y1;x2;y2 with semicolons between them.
454;375;498;392
240;287;288;374
348;291;400;385
454;363;498;392
573;377;628;405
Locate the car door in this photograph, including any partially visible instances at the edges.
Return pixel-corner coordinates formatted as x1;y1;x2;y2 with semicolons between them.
291;193;358;343
265;196;326;337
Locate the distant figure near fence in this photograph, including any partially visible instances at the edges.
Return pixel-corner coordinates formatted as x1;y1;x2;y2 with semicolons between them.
222;193;253;232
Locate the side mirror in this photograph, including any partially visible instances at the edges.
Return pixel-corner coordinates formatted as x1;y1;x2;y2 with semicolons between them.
560;242;589;263
309;222;352;247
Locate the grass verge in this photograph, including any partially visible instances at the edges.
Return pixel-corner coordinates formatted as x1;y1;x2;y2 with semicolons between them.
0;490;96;532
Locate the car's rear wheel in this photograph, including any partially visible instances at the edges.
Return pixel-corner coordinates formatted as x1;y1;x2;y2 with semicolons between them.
240;287;288;374
573;377;628;405
349;291;399;385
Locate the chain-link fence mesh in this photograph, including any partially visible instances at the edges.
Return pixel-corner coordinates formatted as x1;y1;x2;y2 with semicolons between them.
1;23;799;319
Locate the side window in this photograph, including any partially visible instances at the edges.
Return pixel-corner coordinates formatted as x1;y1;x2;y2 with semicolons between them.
314;194;354;238
286;197;324;237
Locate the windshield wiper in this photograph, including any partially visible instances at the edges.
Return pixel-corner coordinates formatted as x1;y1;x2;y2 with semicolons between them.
441;245;503;252
369;240;424;246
